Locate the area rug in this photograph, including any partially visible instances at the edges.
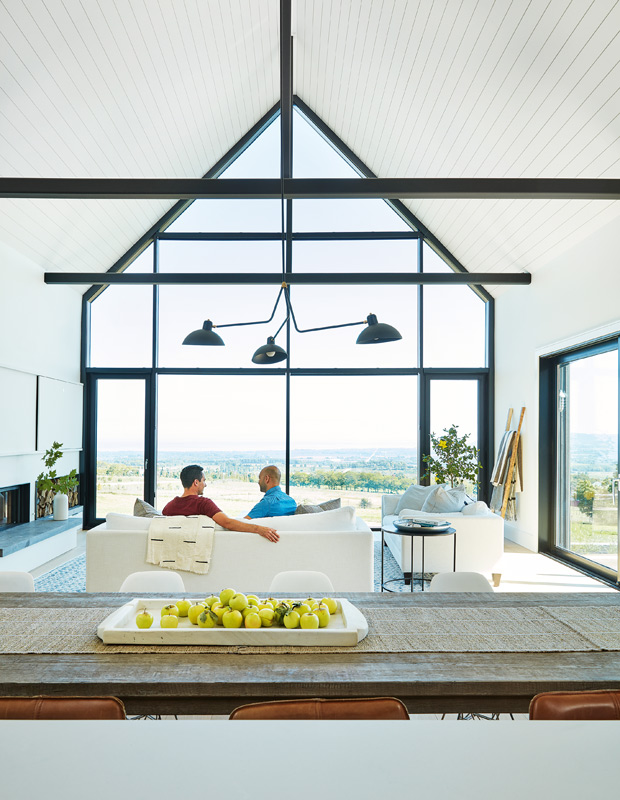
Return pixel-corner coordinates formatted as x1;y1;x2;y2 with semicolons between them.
33;542;413;593
34;553;86;593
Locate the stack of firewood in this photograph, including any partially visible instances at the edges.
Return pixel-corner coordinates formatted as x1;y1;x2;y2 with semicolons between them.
36;485;79;518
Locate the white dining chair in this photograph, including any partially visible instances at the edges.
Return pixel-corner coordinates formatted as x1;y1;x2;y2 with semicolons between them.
119;570;186;593
429;570;507;720
268;570;334;594
429;571;494;593
0;571;35;592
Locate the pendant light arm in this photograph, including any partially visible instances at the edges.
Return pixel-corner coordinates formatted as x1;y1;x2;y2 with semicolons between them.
215;286;285;329
284;285;365;334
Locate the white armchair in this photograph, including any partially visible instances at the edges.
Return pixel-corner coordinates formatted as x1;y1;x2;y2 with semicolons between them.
381;493;504;584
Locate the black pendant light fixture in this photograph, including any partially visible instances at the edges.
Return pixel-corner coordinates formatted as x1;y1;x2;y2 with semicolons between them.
356;314;403;344
182;319;224;346
182;0;402;359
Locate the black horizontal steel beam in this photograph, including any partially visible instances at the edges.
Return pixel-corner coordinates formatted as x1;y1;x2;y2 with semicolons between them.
155;230;420;241
4;177;620;199
45;271;531;285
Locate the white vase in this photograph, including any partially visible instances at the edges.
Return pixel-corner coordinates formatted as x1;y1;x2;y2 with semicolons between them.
53;493;69;521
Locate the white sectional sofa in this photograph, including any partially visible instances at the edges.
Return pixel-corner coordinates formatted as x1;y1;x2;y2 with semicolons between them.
382;493;504;581
86;506;374;593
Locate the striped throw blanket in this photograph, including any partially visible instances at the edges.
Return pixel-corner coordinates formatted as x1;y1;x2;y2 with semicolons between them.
146;515;215;574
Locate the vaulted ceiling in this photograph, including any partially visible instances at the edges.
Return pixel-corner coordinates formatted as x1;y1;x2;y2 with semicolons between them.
1;0;619;289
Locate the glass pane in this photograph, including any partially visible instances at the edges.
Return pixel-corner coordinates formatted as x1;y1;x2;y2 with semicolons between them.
166;117;281;232
96;380;145;519
89;246;153;368
293;240;418;273
158;284;287;368
292;109;413;232
423;244;486;368
289;375;418;526
158;241;282;274
558;350;618;573
156;375;286;518
429;380;479;494
288;284;417;368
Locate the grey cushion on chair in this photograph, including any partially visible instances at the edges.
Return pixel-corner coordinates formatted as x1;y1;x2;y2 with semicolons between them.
133;498;162;517
294;498;341;514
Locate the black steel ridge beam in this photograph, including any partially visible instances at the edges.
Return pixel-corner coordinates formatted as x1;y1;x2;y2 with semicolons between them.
45;271;531;285
3;177;620;199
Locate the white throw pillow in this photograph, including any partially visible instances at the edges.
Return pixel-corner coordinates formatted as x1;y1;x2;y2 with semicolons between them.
247;505;356;531
395;484;439;514
461;500;490;515
421;486;467;513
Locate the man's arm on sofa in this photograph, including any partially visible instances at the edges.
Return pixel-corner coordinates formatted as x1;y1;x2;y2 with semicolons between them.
212;512;279;543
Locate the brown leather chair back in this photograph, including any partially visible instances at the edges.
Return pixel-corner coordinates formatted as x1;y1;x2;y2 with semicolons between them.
529;690;620;720
0;696;126;720
230;697;409;720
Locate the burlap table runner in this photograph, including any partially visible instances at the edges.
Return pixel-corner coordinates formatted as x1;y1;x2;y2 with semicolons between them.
2;604;619;654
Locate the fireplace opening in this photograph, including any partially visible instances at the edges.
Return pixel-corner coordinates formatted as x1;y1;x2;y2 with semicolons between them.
0;484;30;531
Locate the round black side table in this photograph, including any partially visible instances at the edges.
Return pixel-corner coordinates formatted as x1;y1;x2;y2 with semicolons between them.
380;522;456;592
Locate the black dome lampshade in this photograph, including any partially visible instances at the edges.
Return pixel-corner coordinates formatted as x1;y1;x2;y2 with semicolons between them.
251;337;288;364
356;314;402;344
182;320;225;346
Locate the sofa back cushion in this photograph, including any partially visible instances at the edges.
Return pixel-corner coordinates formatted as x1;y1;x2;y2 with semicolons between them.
106;513;152;531
249;505;356;531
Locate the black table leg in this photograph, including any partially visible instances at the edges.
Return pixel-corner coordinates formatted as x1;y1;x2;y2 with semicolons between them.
381;528;385;592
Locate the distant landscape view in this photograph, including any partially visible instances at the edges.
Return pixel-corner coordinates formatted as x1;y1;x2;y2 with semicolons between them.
567;433;619;568
96;448;419;526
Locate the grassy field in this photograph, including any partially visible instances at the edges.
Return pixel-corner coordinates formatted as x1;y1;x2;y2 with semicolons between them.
96;475;385;526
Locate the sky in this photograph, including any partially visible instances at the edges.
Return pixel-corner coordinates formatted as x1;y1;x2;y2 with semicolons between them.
91;110;485;452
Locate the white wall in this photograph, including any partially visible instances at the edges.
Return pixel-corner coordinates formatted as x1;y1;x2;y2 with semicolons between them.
495;213;620;551
0;242;82;518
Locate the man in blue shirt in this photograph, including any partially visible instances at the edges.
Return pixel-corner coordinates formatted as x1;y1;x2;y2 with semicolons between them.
245;465;297;519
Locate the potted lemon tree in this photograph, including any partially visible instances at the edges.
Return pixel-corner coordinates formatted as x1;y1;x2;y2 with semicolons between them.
422;424;481;491
37;441;79;520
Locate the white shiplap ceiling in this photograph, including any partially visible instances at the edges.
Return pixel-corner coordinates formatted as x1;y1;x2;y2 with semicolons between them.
1;0;619;288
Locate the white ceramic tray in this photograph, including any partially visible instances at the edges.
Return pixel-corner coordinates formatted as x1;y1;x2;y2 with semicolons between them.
97;598;368;647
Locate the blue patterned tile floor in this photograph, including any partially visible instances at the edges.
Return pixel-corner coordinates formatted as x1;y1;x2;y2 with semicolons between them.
33;542;420;593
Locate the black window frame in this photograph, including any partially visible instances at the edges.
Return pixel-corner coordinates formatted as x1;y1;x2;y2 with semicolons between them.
539;335;620;586
81;102;494;528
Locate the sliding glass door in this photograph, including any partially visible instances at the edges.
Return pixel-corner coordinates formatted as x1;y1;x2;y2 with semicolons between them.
553;342;619;581
84;372;154;528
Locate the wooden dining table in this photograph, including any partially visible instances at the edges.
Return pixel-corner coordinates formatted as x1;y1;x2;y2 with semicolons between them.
2;591;620;715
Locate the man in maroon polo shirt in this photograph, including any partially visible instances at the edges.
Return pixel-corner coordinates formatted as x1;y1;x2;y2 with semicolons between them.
163;464;279;543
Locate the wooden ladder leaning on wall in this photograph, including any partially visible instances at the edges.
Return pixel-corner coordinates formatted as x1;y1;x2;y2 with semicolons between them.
499;406;526;519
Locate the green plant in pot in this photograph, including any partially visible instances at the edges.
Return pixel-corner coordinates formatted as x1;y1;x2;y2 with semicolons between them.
422;424;481;491
37;441;78;520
